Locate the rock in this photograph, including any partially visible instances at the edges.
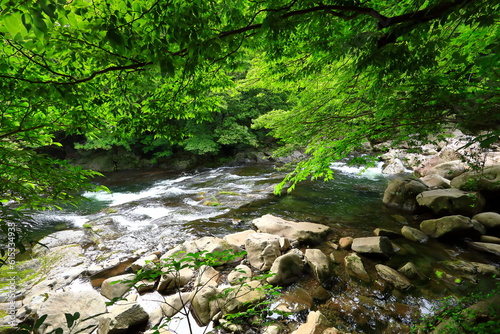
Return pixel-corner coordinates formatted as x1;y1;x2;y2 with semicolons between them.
480;235;500;244
32;230;93;256
227;264;252;284
425;160;467;180
420;174;451;188
420;215;482;239
473;212;500;230
35;288;107;334
194;265;219;287
373;228;401;239
189;285;220;326
451;165;500;192
129;254;158;272
292;311;331;334
137;291;165;329
401;226;429;243
344;253;370;282
245;233;282;271
338;237;353;250
267;252;304;286
252;214;330;244
160;236;243;264
466;241;500;256
398;262;423;279
382;158;406;174
304;249;332;285
440;260;500;276
223;230;256;248
222;280;267;315
416;189;485;216
375;264;411;290
262;325;281;334
157;267;193;292
160;292;192;317
100;302;149;333
351;236;394;257
382;177;428;212
100;274;136;300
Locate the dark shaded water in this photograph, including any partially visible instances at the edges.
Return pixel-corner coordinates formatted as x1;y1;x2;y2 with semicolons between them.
32;162;499;333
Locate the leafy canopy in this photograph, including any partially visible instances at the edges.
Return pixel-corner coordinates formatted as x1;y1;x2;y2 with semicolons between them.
0;0;498;221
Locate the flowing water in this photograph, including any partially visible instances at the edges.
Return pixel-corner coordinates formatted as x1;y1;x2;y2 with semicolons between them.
31;161;499;333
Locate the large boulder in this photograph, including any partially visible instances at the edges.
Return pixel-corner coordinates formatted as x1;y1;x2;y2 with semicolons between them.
382;177;428;212
245;233;282;271
291;311;332;334
252;214;330;244
351;236;394;258
267;251;304;286
416;189;485;216
160;237;243;264
420;174;451;189
99;301;149;334
223;230;256;248
420;215;483;239
32;230;93;256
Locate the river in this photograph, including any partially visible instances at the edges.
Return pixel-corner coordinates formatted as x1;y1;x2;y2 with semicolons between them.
31;161;499;333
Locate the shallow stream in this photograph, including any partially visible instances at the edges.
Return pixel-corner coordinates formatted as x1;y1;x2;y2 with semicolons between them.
32;162;499;333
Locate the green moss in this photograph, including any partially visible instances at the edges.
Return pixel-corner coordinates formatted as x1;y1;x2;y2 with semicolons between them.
218;191;240;196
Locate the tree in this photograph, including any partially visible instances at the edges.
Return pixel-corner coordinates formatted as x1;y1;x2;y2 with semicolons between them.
0;0;498;250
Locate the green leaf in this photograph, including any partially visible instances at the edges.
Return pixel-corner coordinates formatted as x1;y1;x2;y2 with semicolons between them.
480;135;499;148
34;314;48;329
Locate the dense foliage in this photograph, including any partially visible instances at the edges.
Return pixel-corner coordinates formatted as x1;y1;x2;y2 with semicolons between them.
0;0;499;251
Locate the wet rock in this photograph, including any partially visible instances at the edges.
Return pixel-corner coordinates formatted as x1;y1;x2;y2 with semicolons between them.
267;251;304;286
223;230;256;248
338;237;353;250
420;174;451;189
99;302;149;334
227;264;252;284
304;249;332;285
466;241;500;256
245;233;282;271
137;291;165;329
373;228;401;239
310;285;331;302
252;214;330;244
420;215;482;239
351;236;394;257
401;226;429;243
382;158;406;175
291;311;332;334
375;264;411;290
344;253;370;282
473;212;500;230
382;177;428;212
101;274;136;300
274;287;313;313
398;262;423;279
35;288;107;334
440;260;500;276
135;279;156;293
416;189;485;216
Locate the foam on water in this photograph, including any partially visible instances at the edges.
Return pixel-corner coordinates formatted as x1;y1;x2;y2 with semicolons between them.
330;161;385;180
